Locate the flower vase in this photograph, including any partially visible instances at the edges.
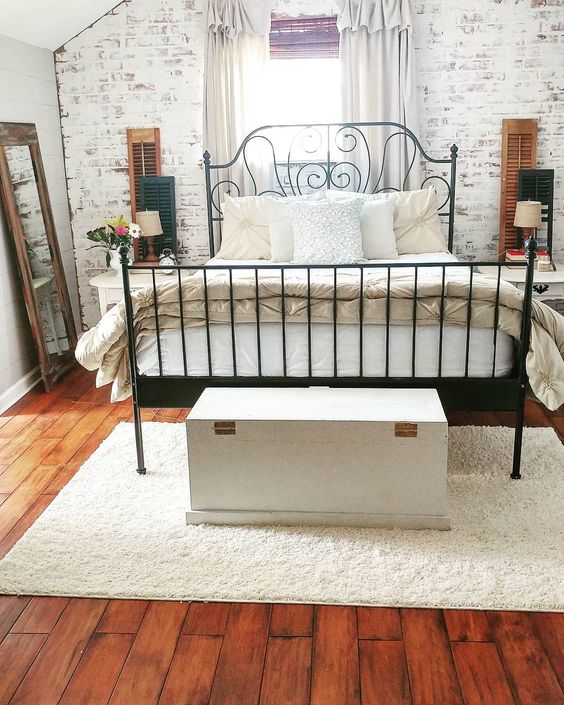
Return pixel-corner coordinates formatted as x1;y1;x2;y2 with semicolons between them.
109;249;130;274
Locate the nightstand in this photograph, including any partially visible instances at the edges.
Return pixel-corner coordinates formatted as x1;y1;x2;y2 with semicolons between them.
477;262;564;313
90;270;192;318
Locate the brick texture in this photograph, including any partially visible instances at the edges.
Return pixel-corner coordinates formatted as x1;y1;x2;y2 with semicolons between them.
55;0;564;328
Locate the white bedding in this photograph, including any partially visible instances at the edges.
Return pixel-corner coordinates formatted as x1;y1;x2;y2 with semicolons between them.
136;253;515;379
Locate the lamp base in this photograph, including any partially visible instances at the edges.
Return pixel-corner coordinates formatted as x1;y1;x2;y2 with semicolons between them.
144;235;159;262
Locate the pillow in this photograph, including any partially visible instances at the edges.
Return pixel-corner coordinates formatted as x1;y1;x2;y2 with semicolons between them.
290;198;364;264
215;194;271;260
392;187;447;254
263;192;326;262
325;191;397;259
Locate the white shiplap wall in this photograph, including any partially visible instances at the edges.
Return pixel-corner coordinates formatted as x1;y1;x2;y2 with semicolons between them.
0;33;79;410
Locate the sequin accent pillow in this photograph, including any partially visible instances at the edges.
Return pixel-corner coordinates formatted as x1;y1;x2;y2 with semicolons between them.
290;198;364;264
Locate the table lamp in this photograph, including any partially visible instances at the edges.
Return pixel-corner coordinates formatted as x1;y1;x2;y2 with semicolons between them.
136;210;163;262
513;200;541;243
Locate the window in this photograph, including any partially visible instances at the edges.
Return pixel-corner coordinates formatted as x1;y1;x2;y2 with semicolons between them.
266;15;341;125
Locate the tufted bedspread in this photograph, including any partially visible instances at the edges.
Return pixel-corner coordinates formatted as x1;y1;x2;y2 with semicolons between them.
76;265;564;409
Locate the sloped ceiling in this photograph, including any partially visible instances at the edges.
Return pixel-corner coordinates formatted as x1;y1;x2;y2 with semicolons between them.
0;0;122;51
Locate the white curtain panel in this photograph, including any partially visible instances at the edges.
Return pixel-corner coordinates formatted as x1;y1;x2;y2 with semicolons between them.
336;0;421;192
204;0;272;196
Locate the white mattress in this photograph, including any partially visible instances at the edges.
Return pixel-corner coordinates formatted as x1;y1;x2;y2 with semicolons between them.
136;253;514;379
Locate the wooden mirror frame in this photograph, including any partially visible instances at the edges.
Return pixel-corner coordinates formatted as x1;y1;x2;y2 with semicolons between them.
0;122;77;392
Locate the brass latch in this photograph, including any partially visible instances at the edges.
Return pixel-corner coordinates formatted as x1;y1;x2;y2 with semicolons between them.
395;422;418;438
214;421;236;436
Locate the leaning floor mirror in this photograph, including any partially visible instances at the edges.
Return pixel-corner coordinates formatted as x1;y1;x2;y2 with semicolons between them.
0;122;77;391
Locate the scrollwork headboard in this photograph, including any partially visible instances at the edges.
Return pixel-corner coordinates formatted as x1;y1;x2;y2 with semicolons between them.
203;121;458;257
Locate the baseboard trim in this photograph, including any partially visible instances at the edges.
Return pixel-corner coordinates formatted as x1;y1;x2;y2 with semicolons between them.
0;366;42;414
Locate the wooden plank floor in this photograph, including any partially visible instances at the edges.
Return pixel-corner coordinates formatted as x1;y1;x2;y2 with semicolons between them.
0;366;562;705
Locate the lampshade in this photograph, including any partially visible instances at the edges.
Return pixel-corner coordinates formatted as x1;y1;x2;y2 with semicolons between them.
513;201;542;228
136;210;163;237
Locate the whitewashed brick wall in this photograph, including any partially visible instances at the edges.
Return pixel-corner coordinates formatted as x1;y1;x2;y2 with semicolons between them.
56;0;564;329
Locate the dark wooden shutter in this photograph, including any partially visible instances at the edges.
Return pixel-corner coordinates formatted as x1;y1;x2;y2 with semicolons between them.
270;16;339;59
127;128;161;217
140;176;176;257
128;128;161;261
517;169;554;253
498;119;537;256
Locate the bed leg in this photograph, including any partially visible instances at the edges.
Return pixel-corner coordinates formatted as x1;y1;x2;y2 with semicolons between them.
511;394;525;480
133;403;146;475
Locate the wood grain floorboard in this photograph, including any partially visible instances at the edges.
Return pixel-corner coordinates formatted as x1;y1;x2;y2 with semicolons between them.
0;465;60;538
451;642;516;705
43;407;129;494
8;598;108;705
310;606;360;705
0;439;59;492
359;640;412;705
208;603;271;705
259;637;311;705
42;404;113;467
443;610;492;642
0;633;47;705
107;601;188;705
11;596;70;634
0;596;31;642
269;604;314;637
96;599;149;634
487;611;564;705
529;613;564;689
357;607;402;640
182;602;231;636
58;632;134;705
158;635;223;705
0;493;55;559
40;402;91;439
401;609;464;705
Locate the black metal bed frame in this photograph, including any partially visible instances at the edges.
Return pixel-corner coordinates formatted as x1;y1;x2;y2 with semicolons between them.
118;122;538;480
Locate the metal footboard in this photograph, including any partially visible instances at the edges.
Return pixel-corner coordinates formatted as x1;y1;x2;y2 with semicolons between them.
119;239;538;479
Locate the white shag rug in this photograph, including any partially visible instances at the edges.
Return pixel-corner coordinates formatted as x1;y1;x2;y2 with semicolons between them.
0;422;563;611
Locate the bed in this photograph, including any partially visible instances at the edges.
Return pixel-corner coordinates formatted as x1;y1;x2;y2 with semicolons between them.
76;122;564;479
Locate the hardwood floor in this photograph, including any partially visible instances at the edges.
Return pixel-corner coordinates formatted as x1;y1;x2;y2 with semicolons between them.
0;366;562;705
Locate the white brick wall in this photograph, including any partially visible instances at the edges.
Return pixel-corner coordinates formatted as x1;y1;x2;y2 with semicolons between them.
56;0;564;329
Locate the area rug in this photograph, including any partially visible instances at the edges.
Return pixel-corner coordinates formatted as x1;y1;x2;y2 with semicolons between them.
0;423;562;610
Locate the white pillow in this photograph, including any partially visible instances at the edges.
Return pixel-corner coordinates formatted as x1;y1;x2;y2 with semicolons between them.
263;192;326;262
215;194;271;260
290;198;364;264
325;191;397;259
392;187;447;255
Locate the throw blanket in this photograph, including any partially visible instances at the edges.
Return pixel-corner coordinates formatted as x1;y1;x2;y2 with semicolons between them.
76;265;564;409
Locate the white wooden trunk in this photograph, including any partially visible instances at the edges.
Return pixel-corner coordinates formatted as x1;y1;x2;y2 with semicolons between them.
186;388;449;529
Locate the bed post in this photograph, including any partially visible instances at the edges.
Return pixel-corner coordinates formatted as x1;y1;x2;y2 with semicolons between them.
511;236;537;479
119;245;146;475
448;144;458;252
203;151;215;257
